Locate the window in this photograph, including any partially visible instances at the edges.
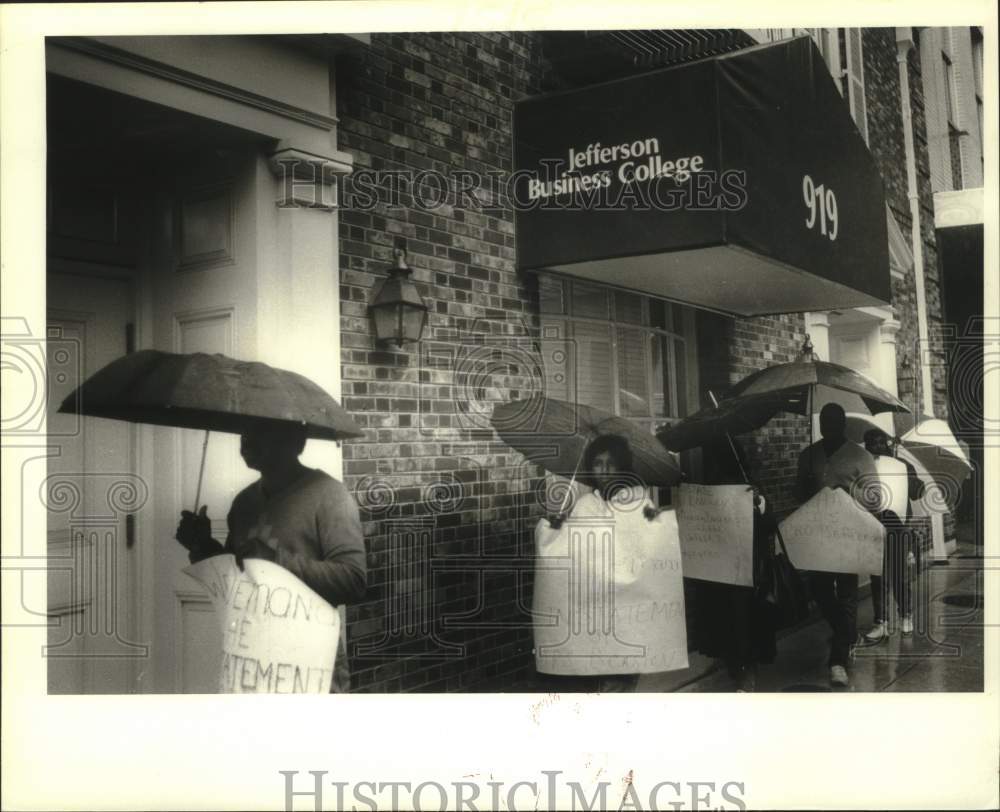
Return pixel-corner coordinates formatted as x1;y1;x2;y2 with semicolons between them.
943;49;964;189
943;51;957;126
842;29;869;143
539;275;698;439
972;29;984;161
798;28;867;143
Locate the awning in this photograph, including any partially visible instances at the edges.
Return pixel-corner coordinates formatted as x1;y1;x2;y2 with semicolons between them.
513;36;891;316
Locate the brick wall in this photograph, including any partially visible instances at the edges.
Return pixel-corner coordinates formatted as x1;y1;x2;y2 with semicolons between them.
336;32;552;692
332;29;955;692
863;29;949;424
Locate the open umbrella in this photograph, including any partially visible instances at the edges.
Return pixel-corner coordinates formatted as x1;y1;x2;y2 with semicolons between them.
845;413;971;512
900;419;972;496
659;338;909;452
491;396;682;510
58;350;364;508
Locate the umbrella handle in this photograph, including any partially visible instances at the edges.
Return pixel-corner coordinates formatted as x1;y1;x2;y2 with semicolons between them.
708;390;752;486
558;442;588;515
193;430;210;512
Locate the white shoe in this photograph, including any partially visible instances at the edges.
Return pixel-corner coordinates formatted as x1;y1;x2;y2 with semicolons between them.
830;665;849;687
901;615;914;636
863;621;889;643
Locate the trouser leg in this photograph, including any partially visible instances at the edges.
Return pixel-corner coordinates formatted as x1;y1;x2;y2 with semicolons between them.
833;573;859;666
886;526;912;617
596;673;640;692
870;573;887;623
812;571;858;667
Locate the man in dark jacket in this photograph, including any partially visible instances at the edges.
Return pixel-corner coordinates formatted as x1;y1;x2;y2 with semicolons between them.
794;403;877;689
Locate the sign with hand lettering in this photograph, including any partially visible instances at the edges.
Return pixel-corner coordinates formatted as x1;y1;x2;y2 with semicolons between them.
779;487;885;575
533;487;688;676
184;554;340;693
676;484;754;586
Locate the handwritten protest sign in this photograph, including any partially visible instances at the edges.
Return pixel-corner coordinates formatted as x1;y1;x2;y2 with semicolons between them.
533;487;688;676
872;456;909;518
184;555;340;693
779;488;885;575
676;484;754;586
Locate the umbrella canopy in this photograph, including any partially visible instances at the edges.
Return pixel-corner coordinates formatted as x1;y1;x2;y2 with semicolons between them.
727;358;908;415
58;350;364;441
490;396;682;487
845;413;970;512
659;351;909;452
657;391;796;452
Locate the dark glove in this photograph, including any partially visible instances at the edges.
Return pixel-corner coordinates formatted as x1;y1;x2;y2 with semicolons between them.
176;506;225;564
175;505;213;553
643;505;661;521
546;513;567;530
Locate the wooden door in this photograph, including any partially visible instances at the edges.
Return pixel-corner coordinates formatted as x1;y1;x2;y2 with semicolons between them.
46;265;142;693
144;150;261;692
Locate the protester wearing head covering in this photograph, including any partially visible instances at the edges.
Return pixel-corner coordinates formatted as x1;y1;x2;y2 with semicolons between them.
860;427;925;642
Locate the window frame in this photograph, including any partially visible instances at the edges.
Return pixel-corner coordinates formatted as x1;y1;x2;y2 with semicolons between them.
537;274;699;434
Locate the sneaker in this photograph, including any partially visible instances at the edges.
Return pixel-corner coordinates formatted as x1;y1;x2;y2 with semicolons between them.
863;621;889;643
830;665;849;687
734;666;757;693
901;615;914;636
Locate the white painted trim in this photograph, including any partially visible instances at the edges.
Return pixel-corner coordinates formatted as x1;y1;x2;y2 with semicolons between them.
50;37;339;131
934;187;985;228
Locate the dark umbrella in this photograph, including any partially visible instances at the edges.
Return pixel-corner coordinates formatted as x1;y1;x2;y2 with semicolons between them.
491;396;682;512
59;350;364;507
659;337;909;452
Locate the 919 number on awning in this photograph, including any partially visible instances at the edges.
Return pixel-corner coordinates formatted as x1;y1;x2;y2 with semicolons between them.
802;174;838;241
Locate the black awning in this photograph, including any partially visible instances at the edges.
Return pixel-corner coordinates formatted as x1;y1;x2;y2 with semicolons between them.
513;36;890;316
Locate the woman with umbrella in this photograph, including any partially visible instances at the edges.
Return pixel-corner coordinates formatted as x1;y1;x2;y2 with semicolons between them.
492;396;687;693
542;433;657;692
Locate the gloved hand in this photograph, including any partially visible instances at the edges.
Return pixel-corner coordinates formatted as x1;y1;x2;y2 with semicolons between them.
546;513;567;530
643;505;662;521
175;506;225;563
175;505;213;553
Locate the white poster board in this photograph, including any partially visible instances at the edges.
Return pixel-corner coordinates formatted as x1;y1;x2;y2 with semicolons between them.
533;488;688;676
184;554;340;693
779;488;885;575
676;484;754;586
872;455;909;518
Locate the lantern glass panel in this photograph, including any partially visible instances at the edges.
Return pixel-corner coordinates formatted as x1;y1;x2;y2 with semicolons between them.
372;304;399;344
401;304;426;342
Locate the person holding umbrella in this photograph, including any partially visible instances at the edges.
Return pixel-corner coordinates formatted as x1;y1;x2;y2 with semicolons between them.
860;427;924;642
544;433;655;692
689;437;778;693
794;402;878;688
59;349;368;694
175;421;366;693
491;396;686;692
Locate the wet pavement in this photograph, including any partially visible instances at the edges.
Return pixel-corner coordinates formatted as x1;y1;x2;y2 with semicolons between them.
508;526;987;695
658;544;986;694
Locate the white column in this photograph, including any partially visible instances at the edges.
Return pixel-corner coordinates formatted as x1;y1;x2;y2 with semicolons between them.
873;317;902;436
804;311;831;361
257;145;353;480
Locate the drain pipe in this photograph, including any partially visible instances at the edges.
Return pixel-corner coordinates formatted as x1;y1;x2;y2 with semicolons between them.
896;27;935;418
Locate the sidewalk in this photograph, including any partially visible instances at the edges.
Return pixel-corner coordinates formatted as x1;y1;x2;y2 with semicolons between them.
658;539;985;694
